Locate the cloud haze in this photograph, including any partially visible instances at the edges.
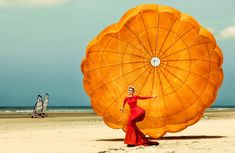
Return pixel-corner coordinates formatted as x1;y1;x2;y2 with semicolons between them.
0;0;69;7
220;26;235;39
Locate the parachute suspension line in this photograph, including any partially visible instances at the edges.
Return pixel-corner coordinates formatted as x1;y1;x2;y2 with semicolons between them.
119;31;124;95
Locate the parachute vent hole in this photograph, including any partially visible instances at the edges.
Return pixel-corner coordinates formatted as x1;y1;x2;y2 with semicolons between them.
151;57;161;67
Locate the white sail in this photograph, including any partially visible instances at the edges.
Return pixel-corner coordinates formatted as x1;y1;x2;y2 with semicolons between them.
32;95;43;116
35;101;43;114
42;93;49;115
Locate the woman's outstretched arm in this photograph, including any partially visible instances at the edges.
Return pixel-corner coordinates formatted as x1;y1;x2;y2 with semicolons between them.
136;96;154;100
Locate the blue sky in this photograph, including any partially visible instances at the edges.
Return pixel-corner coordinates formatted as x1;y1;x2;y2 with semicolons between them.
0;0;234;106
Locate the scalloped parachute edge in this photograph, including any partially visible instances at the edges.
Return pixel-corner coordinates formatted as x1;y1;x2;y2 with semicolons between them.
82;4;223;70
81;4;223;135
81;4;224;138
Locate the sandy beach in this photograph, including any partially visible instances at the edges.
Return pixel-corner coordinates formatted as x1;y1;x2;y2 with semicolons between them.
0;109;235;153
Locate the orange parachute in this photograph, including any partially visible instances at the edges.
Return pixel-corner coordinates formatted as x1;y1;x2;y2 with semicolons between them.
81;4;223;138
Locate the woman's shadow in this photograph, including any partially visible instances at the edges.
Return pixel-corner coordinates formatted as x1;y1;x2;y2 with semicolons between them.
96;135;226;141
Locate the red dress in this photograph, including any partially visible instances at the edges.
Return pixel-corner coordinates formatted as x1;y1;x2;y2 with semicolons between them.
123;95;152;145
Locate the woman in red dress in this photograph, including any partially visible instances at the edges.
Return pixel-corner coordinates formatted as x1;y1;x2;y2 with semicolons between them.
121;86;159;147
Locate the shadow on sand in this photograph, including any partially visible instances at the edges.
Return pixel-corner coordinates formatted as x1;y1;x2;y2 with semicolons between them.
96;135;226;141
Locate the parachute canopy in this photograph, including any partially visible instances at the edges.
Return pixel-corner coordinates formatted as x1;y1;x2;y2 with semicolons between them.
81;4;223;138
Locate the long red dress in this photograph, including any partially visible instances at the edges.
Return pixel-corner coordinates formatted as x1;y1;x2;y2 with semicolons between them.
123;95;152;146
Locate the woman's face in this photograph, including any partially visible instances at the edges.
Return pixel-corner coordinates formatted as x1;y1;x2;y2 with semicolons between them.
128;88;134;95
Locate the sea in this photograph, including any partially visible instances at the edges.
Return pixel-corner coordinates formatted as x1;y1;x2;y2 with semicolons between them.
0;105;234;114
0;106;94;113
